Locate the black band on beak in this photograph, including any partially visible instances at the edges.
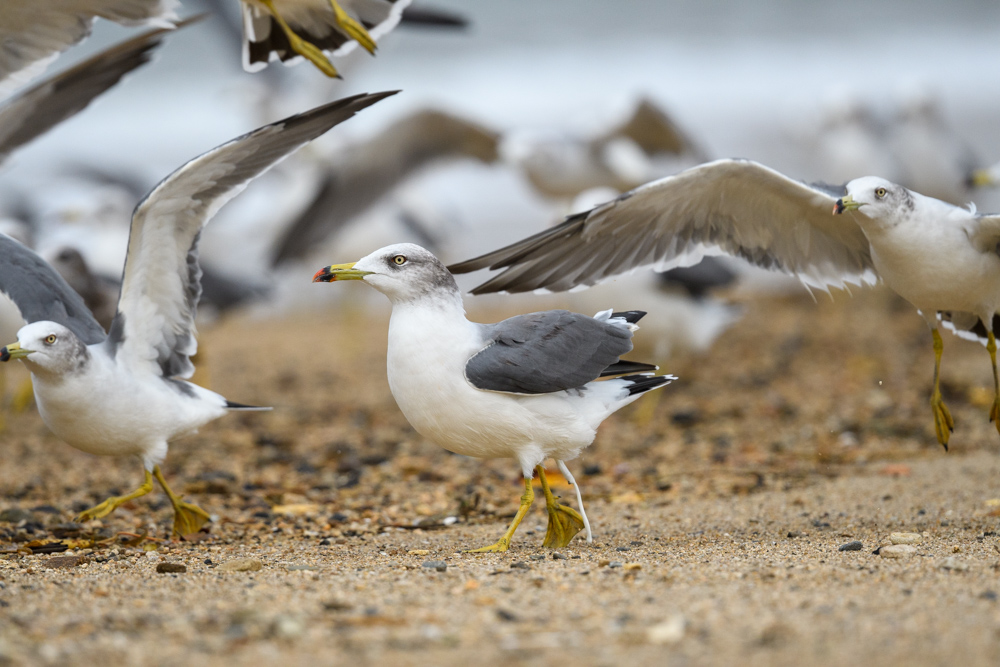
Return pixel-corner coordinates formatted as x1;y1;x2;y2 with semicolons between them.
0;347;10;362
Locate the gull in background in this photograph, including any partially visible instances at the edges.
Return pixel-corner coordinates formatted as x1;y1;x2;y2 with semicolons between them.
0;91;395;535
451;158;1000;449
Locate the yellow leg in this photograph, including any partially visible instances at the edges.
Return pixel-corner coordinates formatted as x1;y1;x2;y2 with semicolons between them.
260;0;340;78
153;466;210;537
329;0;377;54
465;476;534;553
11;377;34;412
988;331;1000;438
537;466;585;548
77;469;154;522
930;329;954;450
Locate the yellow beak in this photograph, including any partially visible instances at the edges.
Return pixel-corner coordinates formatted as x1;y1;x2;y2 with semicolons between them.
0;342;33;362
833;194;865;215
312;262;373;283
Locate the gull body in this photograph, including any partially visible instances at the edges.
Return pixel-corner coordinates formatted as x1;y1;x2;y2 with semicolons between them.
18;322;227;466
315;243;674;551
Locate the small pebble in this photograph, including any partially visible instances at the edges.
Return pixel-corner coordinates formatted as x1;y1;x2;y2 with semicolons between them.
421;561;447;572
552;552;568;560
219;558;263;572
615;547;631;552
979;590;998;601
408;549;430;556
889;532;922;545
838;541;863;552
529;554;545;561
787;531;806;539
510;561;530;570
879;544;916;560
609;561;623;569
496;609;518;622
155;562;187;574
44;556;84;569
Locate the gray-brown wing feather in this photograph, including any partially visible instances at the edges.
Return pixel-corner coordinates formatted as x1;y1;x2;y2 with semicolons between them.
466;310;634;394
0;234;106;344
449;159;874;294
0;25;174;163
110;91;398;378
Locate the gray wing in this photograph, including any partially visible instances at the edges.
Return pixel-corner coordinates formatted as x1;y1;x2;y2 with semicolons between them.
0;234;106;344
110;91;398;379
466;310;634;394
0;24;181;163
449;159;874;295
0;0;178;96
270;109;499;266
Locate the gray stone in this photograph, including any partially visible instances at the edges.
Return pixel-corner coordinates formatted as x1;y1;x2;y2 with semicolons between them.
421;560;447;572
838;541;864;552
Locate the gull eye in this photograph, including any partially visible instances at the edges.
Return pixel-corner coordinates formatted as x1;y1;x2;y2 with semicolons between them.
44;335;57;345
875;187;887;198
392;255;407;266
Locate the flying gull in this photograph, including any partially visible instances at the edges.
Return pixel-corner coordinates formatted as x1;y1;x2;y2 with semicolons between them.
450;158;1000;449
0;0;179;97
313;243;674;552
240;0;411;78
0;91;396;535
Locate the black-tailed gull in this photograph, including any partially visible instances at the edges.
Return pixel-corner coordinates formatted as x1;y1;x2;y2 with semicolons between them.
0;91;396;535
313;243;674;552
450;158;1000;449
240;0;410;78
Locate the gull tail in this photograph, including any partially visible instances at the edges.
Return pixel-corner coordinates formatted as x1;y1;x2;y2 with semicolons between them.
225;400;272;411
620;373;677;396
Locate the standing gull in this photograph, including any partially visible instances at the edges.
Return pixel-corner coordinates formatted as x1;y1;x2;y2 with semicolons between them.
313;243;674;552
450;158;1000;449
0;91;396;535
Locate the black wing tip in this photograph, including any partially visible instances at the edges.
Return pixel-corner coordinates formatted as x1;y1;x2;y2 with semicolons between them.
610;310;646;324
225;400;272;411
600;359;658;377
622;373;676;396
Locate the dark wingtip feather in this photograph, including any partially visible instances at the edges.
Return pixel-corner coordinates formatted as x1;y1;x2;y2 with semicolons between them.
225;400;272;411
610;310;646;324
600;359;657;377
622;374;676;396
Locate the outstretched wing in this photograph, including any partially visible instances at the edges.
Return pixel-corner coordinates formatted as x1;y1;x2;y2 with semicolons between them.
0;0;178;96
466;310;635;394
449;159;876;294
0;23;184;163
109;91;398;378
0;234;106;344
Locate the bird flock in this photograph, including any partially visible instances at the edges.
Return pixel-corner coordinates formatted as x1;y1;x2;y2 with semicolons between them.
1;1;1000;553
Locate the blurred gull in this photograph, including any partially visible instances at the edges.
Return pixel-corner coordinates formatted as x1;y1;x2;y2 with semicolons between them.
510;97;708;202
888;86;981;205
0;92;395;535
270;108;500;267
314;243;674;551
0;0;179;96
0;22;186;164
452;158;1000;449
